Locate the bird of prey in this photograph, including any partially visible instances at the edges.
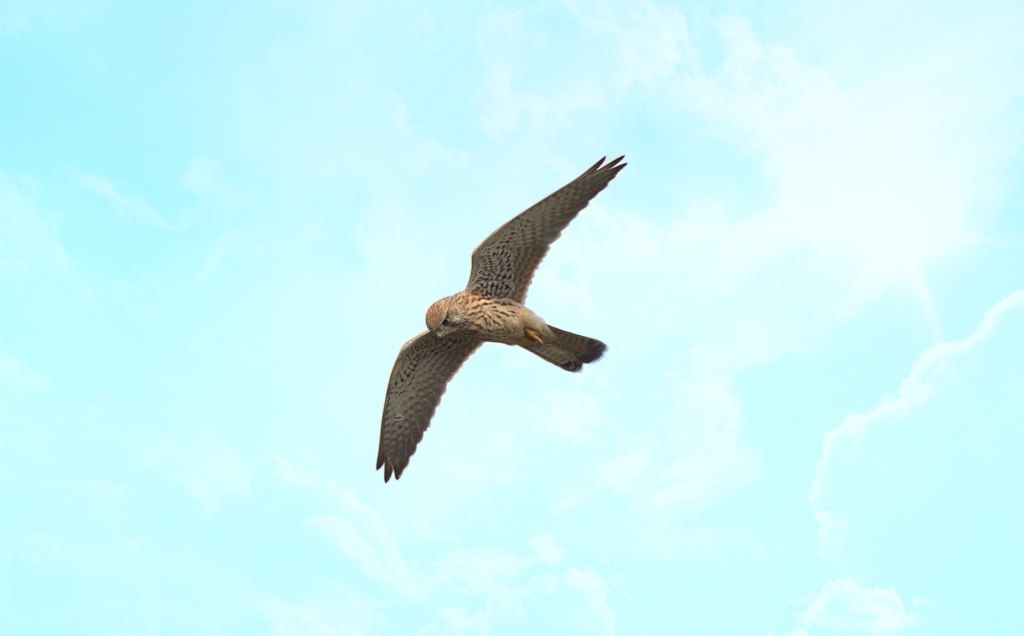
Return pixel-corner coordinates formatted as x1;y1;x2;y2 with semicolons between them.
376;155;627;482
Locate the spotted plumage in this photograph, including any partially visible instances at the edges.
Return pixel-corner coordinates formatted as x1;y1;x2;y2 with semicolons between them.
377;156;627;482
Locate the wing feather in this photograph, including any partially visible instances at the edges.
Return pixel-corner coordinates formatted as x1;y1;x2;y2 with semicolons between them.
466;155;627;302
376;331;482;482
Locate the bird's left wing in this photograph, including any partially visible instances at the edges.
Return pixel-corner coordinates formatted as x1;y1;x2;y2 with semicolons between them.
466;155;627;302
376;331;482;482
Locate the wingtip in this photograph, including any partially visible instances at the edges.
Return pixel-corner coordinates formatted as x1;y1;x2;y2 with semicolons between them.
377;458;405;483
588;154;627;175
583;156;607;175
377;453;394;483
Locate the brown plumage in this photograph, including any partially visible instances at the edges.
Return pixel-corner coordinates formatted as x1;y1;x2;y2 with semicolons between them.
377;155;626;482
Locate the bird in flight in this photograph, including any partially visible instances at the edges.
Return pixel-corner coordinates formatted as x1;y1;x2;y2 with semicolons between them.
376;155;627;482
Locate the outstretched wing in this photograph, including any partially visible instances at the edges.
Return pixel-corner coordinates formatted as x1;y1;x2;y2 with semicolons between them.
376;331;482;482
466;155;627;302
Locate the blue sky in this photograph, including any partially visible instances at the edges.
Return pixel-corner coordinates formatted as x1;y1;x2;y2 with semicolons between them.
2;1;1023;634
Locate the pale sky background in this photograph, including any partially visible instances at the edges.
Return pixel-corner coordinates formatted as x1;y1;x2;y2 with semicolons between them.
2;2;1023;635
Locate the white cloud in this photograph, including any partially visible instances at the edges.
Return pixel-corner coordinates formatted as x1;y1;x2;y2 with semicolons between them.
262;590;377;636
277;458;422;599
306;515;420;599
477;0;689;136
565;568;616;636
543;377;758;513
276;460;617;633
676;15;1017;305
811;289;1024;503
72;169;165;226
800;289;1024;634
647;381;758;508
432;607;491;634
529;535;565;566
596;446;650;495
476;7;597;137
814;511;848;563
797;578;916;634
423;556;617;635
434;547;530;594
565;0;690;89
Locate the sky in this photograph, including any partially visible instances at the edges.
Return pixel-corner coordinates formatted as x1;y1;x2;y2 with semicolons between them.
2;1;1023;634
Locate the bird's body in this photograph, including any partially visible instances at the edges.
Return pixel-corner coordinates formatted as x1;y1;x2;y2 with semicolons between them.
426;292;553;347
377;155;627;482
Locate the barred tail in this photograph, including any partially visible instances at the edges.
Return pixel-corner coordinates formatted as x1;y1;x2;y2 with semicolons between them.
524;325;607;372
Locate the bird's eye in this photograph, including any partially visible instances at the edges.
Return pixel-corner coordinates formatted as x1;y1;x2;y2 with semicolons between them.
441;317;449;326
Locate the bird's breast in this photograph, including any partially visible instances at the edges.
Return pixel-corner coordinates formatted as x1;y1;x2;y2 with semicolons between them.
464;298;547;345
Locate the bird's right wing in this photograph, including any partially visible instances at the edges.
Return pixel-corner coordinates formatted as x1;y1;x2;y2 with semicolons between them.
376;331;482;482
466;156;626;302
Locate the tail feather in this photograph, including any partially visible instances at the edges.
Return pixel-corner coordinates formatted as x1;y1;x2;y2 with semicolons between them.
524;325;606;372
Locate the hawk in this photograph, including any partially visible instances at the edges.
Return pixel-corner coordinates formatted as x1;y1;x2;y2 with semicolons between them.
376;155;627;482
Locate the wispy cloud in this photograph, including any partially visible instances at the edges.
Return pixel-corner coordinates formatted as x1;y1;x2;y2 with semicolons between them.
433;547;530;594
811;289;1024;503
276;458;422;599
261;589;380;636
424;553;617;635
72;169;165;226
796;288;1023;634
529;535;565;566
678;15;1023;306
565;567;616;636
561;374;758;512
795;578;917;635
595;446;651;496
277;460;618;633
565;0;690;88
814;511;848;563
644;380;759;508
477;0;689;136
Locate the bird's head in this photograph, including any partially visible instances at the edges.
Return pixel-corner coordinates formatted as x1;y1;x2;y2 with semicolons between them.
425;297;462;337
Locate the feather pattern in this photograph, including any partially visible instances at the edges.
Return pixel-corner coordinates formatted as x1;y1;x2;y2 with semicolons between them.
466;156;626;302
376;332;481;482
